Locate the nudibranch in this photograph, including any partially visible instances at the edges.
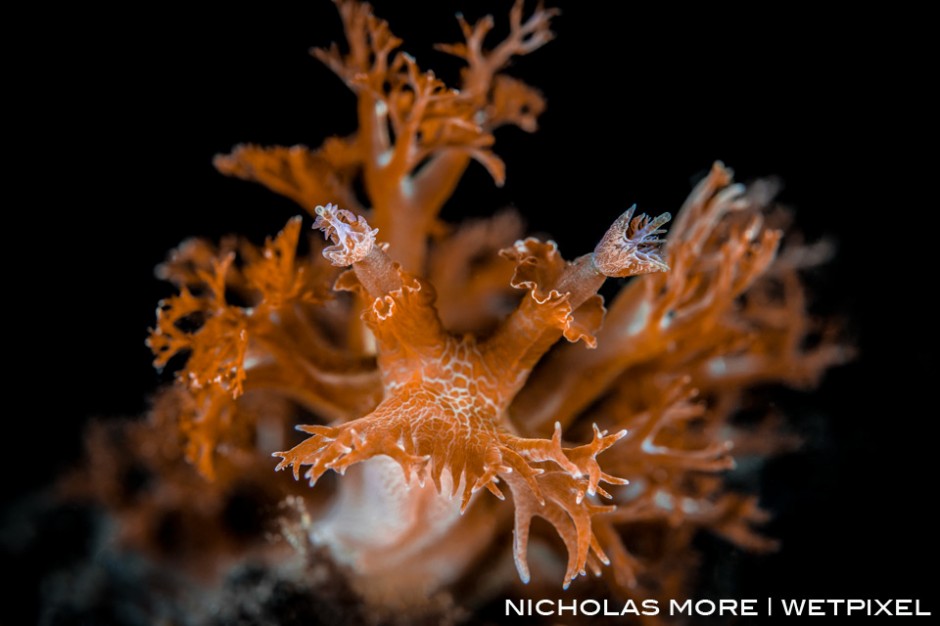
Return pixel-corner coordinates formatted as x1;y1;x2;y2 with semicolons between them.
274;202;670;593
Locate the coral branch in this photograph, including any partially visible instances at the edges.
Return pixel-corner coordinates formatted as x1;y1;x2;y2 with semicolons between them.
216;0;556;274
214;140;363;214
512;162;844;436
438;0;559;105
146;216;381;477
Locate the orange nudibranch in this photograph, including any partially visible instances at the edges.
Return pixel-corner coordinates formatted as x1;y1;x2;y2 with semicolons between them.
274;202;671;590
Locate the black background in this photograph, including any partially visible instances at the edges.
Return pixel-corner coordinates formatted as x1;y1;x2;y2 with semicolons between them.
10;1;936;621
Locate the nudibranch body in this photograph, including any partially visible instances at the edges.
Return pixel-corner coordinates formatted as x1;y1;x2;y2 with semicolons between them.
275;202;670;592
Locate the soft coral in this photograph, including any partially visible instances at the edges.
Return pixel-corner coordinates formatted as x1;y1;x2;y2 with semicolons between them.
70;0;848;617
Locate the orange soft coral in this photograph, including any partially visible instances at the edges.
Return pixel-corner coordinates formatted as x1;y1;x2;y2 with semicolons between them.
215;0;556;275
146;216;380;479
73;0;849;617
